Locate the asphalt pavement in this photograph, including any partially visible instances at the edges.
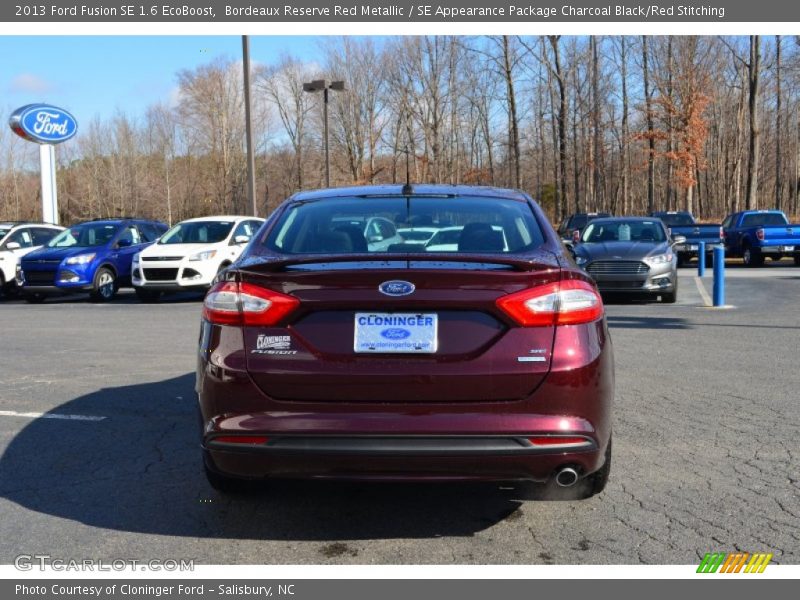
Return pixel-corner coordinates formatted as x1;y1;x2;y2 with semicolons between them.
0;262;798;565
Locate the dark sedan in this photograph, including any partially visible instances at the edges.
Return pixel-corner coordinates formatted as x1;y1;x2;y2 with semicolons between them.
197;185;614;499
572;217;680;303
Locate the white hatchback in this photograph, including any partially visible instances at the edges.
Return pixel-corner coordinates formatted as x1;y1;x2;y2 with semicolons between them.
132;216;264;301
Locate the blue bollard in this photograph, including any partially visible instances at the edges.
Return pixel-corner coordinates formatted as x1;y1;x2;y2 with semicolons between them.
697;241;706;276
713;245;725;306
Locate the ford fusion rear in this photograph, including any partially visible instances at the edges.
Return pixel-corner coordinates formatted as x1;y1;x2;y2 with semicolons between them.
196;185;613;498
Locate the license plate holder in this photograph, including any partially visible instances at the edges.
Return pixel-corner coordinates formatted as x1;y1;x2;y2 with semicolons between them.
354;313;438;353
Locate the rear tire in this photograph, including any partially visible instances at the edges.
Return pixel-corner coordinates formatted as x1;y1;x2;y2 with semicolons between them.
204;462;258;494
90;267;117;302
742;245;763;267
134;288;162;303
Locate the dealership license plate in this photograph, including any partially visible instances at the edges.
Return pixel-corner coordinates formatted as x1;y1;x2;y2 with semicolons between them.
782;246;795;252
354;313;438;353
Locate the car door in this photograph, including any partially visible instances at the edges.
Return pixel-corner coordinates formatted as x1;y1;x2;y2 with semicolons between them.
110;225;145;280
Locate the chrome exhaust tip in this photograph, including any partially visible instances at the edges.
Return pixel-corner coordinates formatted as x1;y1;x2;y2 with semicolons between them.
555;467;579;487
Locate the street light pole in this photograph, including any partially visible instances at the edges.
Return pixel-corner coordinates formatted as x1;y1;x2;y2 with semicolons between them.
303;79;345;188
242;35;257;216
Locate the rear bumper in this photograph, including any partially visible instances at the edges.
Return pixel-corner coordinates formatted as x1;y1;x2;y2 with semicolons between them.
203;432;603;483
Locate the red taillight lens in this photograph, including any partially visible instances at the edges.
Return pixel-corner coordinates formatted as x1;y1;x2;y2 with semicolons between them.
496;279;604;327
527;436;590;447
756;228;765;241
214;435;269;445
720;226;725;240
203;281;299;326
572;229;581;243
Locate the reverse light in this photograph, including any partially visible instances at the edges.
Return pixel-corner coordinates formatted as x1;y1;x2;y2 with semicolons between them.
189;249;218;262
203;281;300;326
496;279;604;327
756;228;765;241
64;253;96;265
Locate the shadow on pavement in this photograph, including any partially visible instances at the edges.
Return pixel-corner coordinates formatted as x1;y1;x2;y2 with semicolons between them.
0;373;554;542
606;315;691;330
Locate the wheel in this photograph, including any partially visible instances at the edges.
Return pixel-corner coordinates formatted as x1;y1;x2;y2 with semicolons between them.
89;267;117;302
663;283;678;304
0;272;6;299
742;245;763;267
24;293;46;304
135;288;162;303
204;462;258;494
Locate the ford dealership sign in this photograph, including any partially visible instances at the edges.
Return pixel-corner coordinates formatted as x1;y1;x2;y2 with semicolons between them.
9;104;78;144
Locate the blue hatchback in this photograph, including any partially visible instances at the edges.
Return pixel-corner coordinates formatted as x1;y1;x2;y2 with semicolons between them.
19;218;167;302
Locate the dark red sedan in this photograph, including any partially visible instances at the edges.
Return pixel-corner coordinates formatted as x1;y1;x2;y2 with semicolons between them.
197;185;613;499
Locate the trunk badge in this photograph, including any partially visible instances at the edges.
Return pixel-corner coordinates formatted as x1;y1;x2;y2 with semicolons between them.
379;280;415;296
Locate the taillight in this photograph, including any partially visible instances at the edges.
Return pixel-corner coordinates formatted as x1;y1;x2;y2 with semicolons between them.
496;279;604;327
756;228;765;241
203;281;299;326
572;229;581;243
213;435;269;445
527;436;591;447
719;226;725;240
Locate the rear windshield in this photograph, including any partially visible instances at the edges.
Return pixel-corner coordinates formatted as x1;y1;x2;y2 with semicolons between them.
740;213;789;228
657;213;695;227
582;220;667;243
160;221;234;244
261;196;545;255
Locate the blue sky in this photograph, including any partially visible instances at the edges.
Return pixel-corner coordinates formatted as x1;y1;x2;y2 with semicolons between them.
0;36;329;122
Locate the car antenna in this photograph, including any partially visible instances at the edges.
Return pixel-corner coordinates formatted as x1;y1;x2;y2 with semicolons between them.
401;145;413;196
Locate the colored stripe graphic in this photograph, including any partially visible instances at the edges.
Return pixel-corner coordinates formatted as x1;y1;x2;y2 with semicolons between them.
698;552;771;573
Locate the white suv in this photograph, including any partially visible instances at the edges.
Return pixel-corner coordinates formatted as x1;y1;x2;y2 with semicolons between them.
132;216;264;301
0;222;64;297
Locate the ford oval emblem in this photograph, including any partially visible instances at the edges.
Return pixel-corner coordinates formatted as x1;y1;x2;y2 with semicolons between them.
381;328;411;340
378;280;415;296
9;104;78;145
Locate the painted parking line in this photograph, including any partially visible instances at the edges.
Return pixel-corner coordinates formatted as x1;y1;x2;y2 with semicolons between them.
694;276;712;307
0;410;105;422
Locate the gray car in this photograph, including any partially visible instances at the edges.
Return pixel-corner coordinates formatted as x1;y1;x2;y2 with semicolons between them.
571;217;682;303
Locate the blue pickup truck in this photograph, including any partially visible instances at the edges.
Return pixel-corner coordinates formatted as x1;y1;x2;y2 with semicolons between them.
722;210;800;266
650;211;723;267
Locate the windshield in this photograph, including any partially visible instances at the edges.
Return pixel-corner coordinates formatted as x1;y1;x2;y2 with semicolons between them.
47;223;119;248
159;221;235;244
582;220;666;243
657;213;695;227
740;213;789;228
262;196;544;255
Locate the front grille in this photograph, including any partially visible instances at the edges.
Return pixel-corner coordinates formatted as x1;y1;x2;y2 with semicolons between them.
587;261;649;275
24;271;56;285
142;256;183;262
143;268;178;281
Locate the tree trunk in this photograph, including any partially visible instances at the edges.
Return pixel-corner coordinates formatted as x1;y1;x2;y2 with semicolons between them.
745;35;761;210
642;36;655;214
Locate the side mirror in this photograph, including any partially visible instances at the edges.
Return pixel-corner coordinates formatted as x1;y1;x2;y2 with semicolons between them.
116;239;133;248
6;242;20;250
234;235;250;244
672;235;687;245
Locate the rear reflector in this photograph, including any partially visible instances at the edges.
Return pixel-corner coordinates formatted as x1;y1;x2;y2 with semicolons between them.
203;281;299;326
496;279;604;327
213;435;269;445
527;436;590;447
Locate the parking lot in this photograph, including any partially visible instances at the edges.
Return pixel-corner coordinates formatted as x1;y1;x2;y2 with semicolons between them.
0;262;798;565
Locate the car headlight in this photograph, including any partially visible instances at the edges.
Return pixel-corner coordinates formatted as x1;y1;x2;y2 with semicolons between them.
132;253;141;263
188;250;217;262
644;252;674;265
65;253;96;265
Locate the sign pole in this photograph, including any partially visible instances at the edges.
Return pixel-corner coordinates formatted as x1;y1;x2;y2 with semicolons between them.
40;144;58;225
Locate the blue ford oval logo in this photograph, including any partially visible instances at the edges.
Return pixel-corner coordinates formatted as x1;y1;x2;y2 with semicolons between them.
9;104;78;145
378;280;415;297
381;328;411;340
